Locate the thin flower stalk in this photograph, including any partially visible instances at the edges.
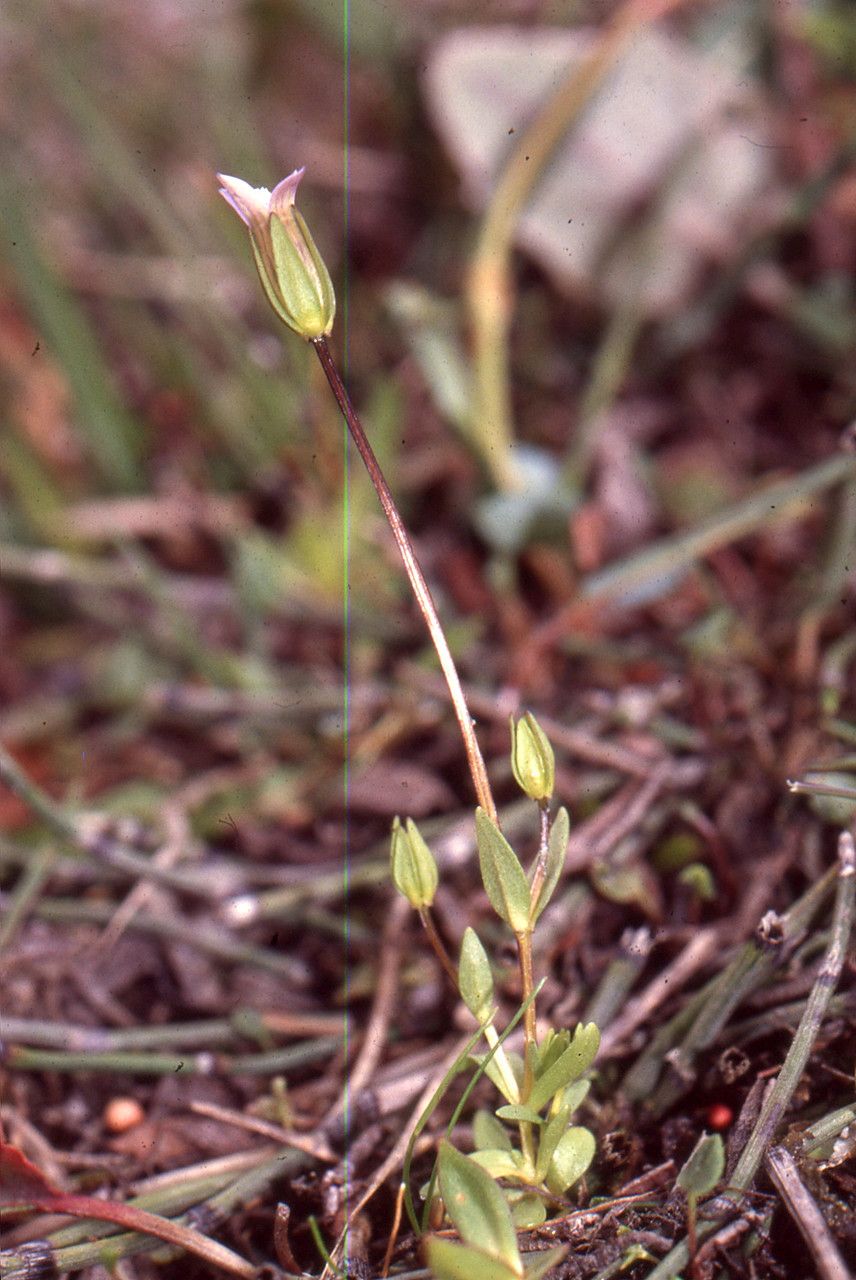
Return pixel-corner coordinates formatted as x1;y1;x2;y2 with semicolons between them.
311;335;496;823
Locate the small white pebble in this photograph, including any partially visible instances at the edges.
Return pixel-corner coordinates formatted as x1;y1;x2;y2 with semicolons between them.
103;1097;144;1133
223;894;258;925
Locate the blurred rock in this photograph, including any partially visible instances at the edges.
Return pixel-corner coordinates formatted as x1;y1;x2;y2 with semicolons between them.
425;24;773;314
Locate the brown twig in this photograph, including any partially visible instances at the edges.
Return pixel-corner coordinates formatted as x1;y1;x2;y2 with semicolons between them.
326;895;410;1122
598;927;721;1056
765;1145;851;1280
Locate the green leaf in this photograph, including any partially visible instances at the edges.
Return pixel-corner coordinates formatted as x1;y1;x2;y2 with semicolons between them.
469;1149;524;1180
508;1193;546;1229
534;1106;571;1183
523;1244;570;1280
459;928;494;1021
437;1141;522;1273
425;1237;521;1280
530;807;569;923
591;861;659;911
403;1021;490;1236
473;446;579;555
0;168;142;491
496;1105;543;1125
470;1053;520;1106
473;1109;512;1153
528;1023;600;1114
475;809;531;933
545;1126;596;1195
558;1080;590;1113
534;1029;569;1076
676;1133;724;1198
677;862;716;901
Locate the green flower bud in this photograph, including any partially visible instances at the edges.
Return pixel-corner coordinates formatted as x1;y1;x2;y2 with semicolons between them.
217;168;335;340
390;816;438;909
510;712;554;802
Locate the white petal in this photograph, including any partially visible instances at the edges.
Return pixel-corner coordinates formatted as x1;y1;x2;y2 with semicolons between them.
216;174;272;226
270;167;306;216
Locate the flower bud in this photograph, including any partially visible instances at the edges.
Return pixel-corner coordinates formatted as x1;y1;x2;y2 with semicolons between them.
510;712;554;802
217;168;335;340
390;816;438;909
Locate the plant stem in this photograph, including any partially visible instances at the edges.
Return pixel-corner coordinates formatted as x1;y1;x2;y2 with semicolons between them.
418;906;460;992
516;928;537;1099
311;335;496;823
483;1023;523;1105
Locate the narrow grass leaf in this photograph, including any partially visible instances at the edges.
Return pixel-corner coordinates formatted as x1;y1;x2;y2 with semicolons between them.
0;166;142;491
402;1022;488;1236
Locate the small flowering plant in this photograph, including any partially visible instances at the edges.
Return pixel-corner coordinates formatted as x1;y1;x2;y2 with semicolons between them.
218;168;598;1280
394;717;598;1280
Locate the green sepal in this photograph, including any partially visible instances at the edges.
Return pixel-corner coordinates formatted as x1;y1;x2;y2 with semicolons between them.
267;206;335;339
459;927;494;1021
528;1023;599;1114
436;1141;522;1273
545;1126;596;1195
475;808;531;933
425;1237;521;1280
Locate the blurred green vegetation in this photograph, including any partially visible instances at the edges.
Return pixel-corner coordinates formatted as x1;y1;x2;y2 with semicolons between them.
0;0;854;782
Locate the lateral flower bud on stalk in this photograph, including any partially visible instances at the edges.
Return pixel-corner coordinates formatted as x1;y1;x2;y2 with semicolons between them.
510;712;554;802
217;168;335;340
390;816;438;909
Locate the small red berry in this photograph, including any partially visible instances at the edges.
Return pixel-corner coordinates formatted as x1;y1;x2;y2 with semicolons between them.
707;1103;733;1130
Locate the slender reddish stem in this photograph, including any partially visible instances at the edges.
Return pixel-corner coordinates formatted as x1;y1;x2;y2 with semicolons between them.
312;335;496;822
